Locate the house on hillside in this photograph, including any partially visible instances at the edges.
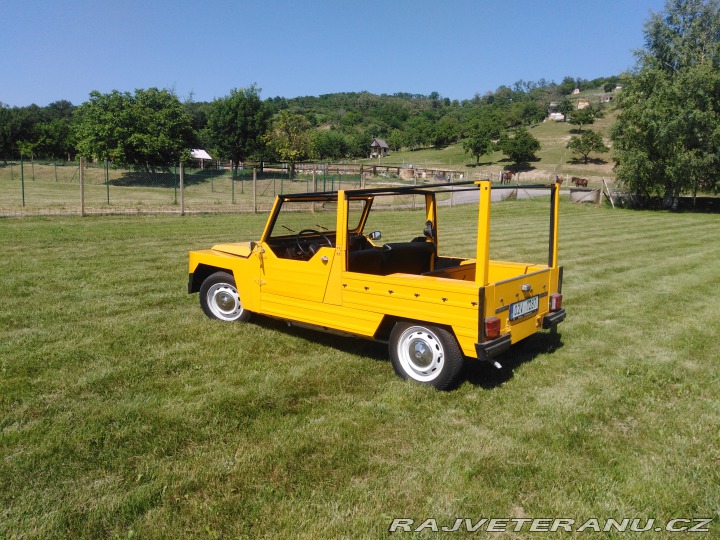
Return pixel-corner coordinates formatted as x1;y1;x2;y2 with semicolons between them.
369;138;389;158
576;99;590;110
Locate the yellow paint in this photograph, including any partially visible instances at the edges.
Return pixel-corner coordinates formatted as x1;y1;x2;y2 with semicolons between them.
475;181;491;286
189;182;564;360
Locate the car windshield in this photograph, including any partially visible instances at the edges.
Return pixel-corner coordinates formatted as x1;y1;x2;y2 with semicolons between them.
268;198;367;239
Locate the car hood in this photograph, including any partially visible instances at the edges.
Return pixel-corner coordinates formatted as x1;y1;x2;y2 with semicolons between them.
211;242;255;258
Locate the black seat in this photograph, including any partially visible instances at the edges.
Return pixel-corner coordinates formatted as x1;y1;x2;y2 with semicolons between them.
381;242;434;275
348;248;384;274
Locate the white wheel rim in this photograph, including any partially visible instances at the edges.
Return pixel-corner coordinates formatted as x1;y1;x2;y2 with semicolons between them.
207;283;244;321
396;326;444;382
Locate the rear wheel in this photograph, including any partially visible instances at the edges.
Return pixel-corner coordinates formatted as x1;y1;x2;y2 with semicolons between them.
199;271;251;322
389;322;464;390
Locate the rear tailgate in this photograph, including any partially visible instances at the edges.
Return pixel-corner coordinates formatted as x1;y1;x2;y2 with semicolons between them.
483;267;562;344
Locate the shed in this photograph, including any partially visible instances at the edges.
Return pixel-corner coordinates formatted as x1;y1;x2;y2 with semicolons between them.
191;149;212;169
369;138;389;158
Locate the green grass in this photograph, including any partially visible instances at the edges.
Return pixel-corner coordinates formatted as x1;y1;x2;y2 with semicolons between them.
0;163;369;215
366;109;620;188
1;202;719;538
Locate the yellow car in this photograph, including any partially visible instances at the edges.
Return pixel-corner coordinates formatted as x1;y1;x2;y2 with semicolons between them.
188;180;565;390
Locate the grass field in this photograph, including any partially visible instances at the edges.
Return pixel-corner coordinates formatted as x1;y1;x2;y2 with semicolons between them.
0;163;368;216
1;201;719;538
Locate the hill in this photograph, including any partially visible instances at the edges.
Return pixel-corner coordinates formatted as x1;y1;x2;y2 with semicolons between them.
364;106;618;186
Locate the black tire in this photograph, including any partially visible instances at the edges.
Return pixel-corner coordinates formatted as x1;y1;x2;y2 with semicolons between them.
199;271;251;322
389;322;464;390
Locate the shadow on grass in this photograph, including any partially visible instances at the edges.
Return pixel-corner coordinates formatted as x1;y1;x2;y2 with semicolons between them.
468;161;494;168
249;315;564;390
567;157;608;166
464;331;564;389
110;168;230;188
249;315;388;361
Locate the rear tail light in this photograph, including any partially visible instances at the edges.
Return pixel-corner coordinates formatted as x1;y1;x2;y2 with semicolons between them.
484;316;501;339
550;293;563;312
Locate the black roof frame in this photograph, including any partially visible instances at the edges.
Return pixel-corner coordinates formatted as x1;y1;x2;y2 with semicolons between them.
278;180;556;200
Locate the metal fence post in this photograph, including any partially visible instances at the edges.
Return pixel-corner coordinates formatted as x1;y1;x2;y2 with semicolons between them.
80;157;85;216
180;162;185;215
253;167;257;213
231;165;235;204
105;158;110;205
20;154;25;207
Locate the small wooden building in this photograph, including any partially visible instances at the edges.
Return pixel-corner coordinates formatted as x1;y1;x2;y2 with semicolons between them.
369;138;389;158
191;149;212;169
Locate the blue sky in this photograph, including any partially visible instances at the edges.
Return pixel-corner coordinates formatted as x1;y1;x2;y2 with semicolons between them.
1;0;667;107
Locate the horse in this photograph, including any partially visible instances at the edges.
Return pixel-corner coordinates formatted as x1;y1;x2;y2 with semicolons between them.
571;177;588;187
501;171;513;185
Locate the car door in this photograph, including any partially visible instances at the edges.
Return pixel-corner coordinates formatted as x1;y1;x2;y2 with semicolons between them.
257;197;338;311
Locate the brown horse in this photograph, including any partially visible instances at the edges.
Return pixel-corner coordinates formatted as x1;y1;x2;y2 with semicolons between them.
501;171;513;185
571;177;588;187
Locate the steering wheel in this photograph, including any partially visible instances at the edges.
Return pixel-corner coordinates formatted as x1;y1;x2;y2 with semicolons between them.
295;229;332;258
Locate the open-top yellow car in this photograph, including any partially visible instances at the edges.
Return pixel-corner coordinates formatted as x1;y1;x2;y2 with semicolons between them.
188;180;565;390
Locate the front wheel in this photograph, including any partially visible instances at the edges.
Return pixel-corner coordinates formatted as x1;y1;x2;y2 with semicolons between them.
199;271;251;322
389;323;464;390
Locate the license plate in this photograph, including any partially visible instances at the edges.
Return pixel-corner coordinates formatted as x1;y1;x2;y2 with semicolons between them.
509;295;539;321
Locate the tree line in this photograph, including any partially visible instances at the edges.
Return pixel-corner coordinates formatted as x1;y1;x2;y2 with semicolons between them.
2;0;718;205
0;74;618;171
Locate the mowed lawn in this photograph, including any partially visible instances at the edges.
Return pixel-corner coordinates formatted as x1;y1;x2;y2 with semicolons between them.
1;200;719;538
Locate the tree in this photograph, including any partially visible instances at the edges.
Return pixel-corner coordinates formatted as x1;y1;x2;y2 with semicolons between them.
33;101;76;160
568;105;603;131
556;98;575;119
74;88;194;169
386;129;405;152
313;130;349;161
432;115;462;147
567;130;609;164
265;110;314;177
497;126;541;165
0;104;44;159
558;76;578;95
462;115;502;163
207;85;271;175
514;100;547;126
404;114;435;149
612;0;720;207
0;103;11;159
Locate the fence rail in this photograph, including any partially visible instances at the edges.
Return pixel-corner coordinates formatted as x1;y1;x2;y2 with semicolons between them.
0;158;474;216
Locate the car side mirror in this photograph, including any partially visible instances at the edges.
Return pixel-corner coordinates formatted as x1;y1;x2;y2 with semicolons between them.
368;231;382;241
